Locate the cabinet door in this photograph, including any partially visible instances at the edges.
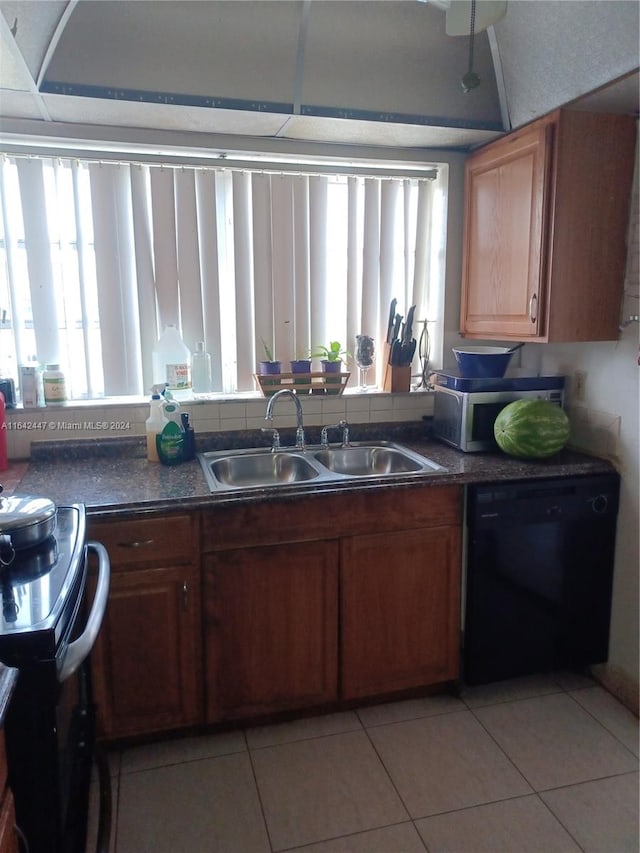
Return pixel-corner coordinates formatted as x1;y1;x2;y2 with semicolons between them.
0;789;17;853
341;526;461;701
460;123;551;339
91;565;201;739
204;540;338;722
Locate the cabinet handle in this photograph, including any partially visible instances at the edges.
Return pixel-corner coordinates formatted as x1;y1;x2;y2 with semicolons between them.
529;293;538;323
118;539;154;549
182;582;188;610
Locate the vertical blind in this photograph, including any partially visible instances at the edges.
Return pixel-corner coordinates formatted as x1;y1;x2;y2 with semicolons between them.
0;153;447;398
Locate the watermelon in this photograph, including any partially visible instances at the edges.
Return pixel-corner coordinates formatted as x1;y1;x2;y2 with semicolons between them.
493;399;570;459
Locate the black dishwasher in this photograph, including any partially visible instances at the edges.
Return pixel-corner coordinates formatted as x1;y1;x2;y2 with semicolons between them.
463;473;619;685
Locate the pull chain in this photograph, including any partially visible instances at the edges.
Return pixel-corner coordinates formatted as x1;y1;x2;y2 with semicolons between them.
462;0;481;92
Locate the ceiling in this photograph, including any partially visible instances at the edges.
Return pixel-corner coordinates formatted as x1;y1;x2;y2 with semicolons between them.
0;0;638;154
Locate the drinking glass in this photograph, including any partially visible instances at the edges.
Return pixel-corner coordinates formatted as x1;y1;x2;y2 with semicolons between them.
355;335;375;390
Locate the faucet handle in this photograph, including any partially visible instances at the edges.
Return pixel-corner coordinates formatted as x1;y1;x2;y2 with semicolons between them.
339;419;350;447
261;427;280;452
321;419;350;448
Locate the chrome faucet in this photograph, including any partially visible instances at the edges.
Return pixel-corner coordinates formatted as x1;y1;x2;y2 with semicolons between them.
264;389;306;450
320;419;349;448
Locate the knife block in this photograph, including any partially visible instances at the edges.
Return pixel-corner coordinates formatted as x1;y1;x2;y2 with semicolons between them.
382;344;411;392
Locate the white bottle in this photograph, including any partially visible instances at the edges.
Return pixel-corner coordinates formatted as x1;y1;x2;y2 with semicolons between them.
152;325;192;398
43;364;67;405
191;341;212;393
145;389;169;462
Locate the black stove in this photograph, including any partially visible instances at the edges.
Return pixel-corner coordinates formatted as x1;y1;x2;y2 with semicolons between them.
0;503;112;853
0;505;86;659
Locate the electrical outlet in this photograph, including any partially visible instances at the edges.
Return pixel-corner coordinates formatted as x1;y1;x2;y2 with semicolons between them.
573;371;586;402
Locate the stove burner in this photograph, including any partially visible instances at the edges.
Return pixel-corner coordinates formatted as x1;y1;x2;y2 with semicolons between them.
0;535;58;582
2;580;18;623
0;505;84;639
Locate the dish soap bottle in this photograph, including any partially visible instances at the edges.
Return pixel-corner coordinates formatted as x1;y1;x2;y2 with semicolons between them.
146;386;168;462
157;401;185;465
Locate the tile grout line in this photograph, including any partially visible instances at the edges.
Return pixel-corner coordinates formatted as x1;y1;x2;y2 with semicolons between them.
246;719;365;752
464;681;639;845
356;705;469;730
274;820;428;853
532;791;588;853
564;689;640;761
536;767;640;795
465;700;543;794
244;728;277;853
357;714;424;840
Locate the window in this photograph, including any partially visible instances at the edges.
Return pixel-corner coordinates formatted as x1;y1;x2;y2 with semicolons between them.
0;151;447;400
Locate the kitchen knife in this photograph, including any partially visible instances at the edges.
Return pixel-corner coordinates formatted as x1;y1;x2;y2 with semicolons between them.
392;313;402;343
404;305;416;344
389;340;402;365
386;298;397;343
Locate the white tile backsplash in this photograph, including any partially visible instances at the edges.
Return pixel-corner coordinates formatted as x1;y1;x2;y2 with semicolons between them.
5;391;431;459
567;405;622;461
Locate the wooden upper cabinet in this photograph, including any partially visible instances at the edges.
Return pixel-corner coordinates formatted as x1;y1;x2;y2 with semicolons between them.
460;109;637;342
461;123;550;339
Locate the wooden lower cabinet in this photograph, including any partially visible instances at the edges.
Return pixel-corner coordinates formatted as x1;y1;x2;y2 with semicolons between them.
91;565;202;739
202;485;462;722
91;486;462;738
0;729;17;853
203;540;338;722
89;513;202;739
341;526;461;700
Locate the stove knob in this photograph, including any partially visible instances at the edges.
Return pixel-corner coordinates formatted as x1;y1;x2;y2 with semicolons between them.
591;494;608;514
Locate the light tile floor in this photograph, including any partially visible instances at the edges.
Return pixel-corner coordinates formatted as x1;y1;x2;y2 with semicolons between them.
89;673;639;853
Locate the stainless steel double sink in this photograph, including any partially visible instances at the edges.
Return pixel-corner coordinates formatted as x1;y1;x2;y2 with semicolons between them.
198;441;447;493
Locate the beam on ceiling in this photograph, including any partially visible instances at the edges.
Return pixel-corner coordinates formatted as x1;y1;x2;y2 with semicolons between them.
293;0;312;116
36;0;79;89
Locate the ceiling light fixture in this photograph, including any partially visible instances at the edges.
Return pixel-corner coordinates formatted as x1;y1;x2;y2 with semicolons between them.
421;1;507;36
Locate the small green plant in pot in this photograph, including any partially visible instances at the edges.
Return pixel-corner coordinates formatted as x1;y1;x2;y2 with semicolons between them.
258;338;281;372
258;338;282;395
311;342;351;394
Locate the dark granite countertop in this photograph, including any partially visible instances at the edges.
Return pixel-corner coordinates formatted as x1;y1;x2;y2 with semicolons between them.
14;423;615;520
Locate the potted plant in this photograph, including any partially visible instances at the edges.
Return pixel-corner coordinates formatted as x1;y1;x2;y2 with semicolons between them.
258;339;282;395
311;341;351;394
289;353;313;390
258;339;281;374
290;353;312;373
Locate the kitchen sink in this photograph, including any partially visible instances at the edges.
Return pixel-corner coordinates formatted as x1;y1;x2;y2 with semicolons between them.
199;441;446;493
313;445;425;477
208;451;320;488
